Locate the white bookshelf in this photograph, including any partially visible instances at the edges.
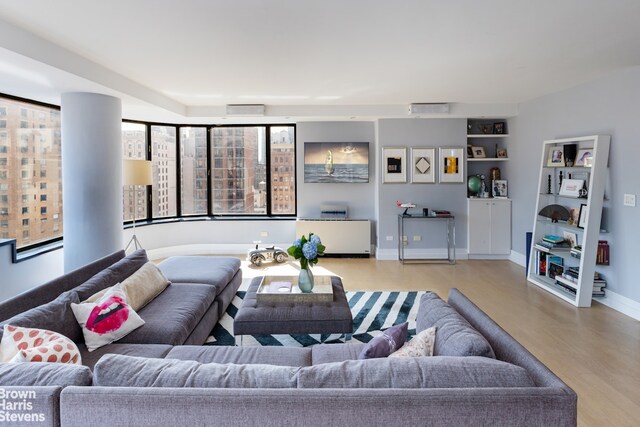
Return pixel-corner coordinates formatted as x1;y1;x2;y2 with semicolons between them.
527;135;610;307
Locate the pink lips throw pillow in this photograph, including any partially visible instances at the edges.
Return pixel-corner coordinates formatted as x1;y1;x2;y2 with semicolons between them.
71;284;145;351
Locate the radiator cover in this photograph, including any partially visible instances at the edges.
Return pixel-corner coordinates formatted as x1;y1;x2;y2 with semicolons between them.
296;219;370;255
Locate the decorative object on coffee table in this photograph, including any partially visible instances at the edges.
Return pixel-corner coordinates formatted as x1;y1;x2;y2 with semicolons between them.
287;233;325;293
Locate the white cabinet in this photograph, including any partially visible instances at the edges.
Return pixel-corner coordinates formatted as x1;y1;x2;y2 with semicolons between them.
296;219;370;255
467;199;511;256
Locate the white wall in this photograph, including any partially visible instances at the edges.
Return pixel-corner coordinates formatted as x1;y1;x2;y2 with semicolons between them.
376;118;468;259
508;66;640;310
0;242;63;301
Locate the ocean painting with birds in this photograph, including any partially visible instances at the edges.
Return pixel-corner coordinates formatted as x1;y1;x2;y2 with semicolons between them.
304;142;369;183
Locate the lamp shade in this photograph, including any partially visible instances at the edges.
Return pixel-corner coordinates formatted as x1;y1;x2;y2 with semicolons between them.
123;159;153;186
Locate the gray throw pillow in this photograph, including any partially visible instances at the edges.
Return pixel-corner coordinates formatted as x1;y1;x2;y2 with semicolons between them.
73;249;149;301
0;291;81;342
94;354;299;388
358;322;408;359
416;292;495;358
0;362;92;387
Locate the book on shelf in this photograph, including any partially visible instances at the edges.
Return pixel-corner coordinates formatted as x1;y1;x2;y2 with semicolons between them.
553;280;577;295
543;235;565;244
432;210;451;217
597;240;610;265
535;251;547;275
535;239;571;251
547;255;564;279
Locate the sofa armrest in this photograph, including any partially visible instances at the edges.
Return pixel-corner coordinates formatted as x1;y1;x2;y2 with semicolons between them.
0;386;61;427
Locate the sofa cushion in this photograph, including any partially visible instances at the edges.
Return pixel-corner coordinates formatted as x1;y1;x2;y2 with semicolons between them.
78;343;173;370
71;284;146;352
93;354;298;388
390;326;436;358
116;283;216;345
297;356;535;389
0;325;81;364
416;292;495;358
166;345;312;367
359;322;408;359
0;291;81;343
84;262;170;311
311;342;365;364
157;256;241;295
0;361;92;387
73;249;149;301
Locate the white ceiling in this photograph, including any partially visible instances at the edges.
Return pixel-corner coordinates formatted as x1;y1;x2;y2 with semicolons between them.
1;0;640;122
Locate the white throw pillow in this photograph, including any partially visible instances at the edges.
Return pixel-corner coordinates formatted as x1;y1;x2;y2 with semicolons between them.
72;284;145;352
389;326;436;358
83;262;169;311
0;325;82;364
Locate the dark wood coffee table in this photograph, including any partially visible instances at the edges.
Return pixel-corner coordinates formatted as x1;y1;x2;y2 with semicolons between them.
233;275;353;345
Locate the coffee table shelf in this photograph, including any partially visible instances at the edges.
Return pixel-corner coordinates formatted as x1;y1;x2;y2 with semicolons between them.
257;275;333;303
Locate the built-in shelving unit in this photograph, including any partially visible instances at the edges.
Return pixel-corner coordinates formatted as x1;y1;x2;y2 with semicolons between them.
527;135;610;307
466;119;509;197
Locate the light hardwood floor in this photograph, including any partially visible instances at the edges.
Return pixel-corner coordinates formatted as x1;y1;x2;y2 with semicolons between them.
238;257;640;426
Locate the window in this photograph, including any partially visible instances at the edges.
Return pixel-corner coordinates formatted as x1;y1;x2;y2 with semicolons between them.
0;95;62;248
270;126;295;214
0;195;7;203
151;125;177;218
40;194;47;201
179;127;208;216
40;207;47;215
121;122;148;222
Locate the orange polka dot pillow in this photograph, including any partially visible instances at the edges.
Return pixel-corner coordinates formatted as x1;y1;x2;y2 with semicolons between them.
0;325;82;364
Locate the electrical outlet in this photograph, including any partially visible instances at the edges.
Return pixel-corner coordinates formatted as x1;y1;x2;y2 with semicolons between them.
402;235;408;246
624;194;636;207
260;231;269;237
413;235;421;241
386;235;393;241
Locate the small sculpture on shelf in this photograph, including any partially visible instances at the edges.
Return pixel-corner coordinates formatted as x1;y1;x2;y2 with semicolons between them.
547;175;552;194
396;201;416;216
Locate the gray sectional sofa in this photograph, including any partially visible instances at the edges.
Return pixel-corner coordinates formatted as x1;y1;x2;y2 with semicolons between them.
0;250;577;427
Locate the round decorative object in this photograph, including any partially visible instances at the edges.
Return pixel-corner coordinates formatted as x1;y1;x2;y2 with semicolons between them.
468;175;482;195
298;268;314;293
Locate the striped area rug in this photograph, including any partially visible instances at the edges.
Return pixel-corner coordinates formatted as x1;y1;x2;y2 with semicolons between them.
205;291;426;347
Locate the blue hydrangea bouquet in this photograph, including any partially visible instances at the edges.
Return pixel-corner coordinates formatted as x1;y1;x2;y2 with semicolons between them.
287;233;326;270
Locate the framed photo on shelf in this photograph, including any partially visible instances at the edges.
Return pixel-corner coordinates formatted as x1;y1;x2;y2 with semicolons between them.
467;145;474;157
438;147;464;183
559;179;585;197
492;179;508;198
547;148;564;166
577;203;588;229
575;148;594;167
471;146;486;158
496;148;508;158
493;122;506;134
382;147;407;183
410;147;436;183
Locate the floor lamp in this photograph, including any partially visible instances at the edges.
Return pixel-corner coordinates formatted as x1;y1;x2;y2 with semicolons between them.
123;159;153;252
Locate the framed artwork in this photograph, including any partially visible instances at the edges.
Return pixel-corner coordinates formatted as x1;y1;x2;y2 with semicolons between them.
575;148;594;167
472;146;486;158
410;147;436;183
493;122;506;134
497;148;508;158
492;179;508;198
577;203;588;229
438;147;464;183
382;147;407;183
304;142;369;183
562;230;578;249
547;148;564;167
559;179;585;197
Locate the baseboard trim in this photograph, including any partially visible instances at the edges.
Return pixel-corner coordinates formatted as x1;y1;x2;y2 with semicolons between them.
376;248;469;261
593;290;640;321
509;250;527;267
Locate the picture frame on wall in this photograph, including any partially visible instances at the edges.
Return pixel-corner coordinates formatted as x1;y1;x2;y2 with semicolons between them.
438;147;464;183
410;147;435;183
382;147;407;183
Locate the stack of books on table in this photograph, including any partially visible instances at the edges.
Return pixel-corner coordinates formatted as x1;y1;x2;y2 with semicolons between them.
432;210;451;217
534;235;571;252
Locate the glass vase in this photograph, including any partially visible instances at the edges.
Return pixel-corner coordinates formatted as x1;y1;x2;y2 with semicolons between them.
298;267;314;293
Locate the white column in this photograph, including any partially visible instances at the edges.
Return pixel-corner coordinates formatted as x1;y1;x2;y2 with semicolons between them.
61;93;122;272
